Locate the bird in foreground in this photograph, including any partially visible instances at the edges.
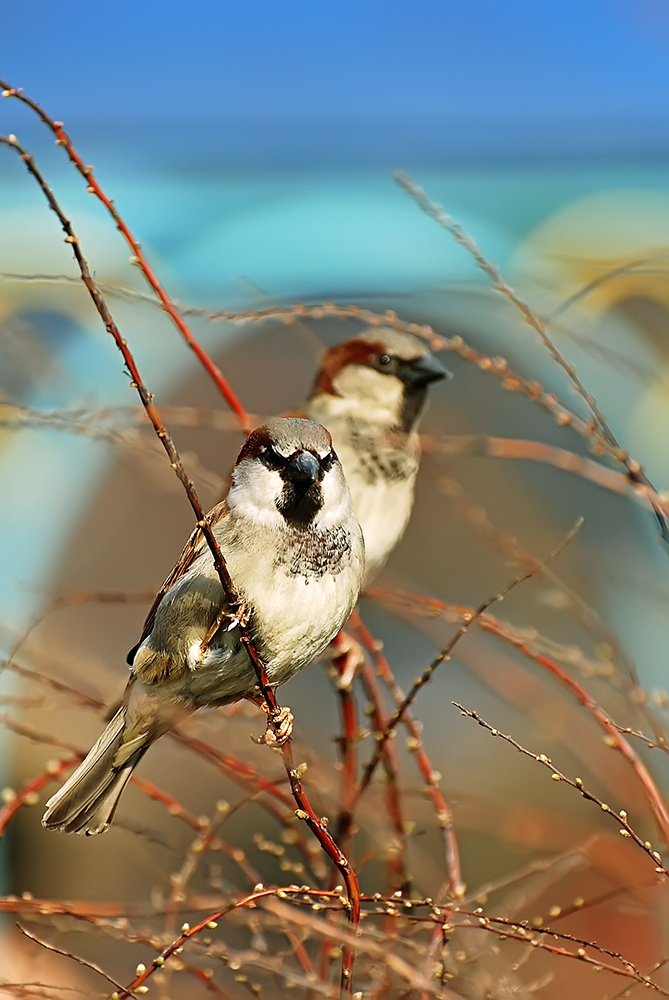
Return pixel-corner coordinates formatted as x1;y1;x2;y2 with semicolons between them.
42;417;365;835
305;328;449;585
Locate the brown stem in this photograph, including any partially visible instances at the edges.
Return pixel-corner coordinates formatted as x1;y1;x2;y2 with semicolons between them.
0;81;251;434
1;129;360;990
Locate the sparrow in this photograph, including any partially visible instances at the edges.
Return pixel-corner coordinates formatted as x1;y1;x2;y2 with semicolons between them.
42;417;365;835
305;328;449;585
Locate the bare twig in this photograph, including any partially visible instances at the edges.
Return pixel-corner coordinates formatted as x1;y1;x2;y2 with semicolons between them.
0;130;360;991
16;923;136;997
454;701;669;879
351;613;464;900
376;586;669;846
394;167;669;544
0;81;251;433
358;521;582;796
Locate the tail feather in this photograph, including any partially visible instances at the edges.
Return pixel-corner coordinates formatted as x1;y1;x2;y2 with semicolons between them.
42;708;150;835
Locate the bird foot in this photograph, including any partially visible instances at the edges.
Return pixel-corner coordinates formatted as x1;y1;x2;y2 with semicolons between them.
253;705;294;747
330;630;365;690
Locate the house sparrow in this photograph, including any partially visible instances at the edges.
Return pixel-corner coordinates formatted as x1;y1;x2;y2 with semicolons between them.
42;417;365;835
305;328;449;585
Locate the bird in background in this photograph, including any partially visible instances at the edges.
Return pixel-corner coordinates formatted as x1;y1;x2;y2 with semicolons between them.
42;418;365;835
305;327;449;585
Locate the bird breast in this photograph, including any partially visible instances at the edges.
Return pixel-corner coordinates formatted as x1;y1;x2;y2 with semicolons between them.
136;513;363;707
325;427;419;582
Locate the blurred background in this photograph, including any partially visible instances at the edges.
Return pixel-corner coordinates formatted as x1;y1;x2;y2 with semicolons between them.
2;2;669;997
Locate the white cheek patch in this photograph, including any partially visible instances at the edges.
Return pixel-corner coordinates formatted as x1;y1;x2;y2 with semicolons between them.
230;461;285;526
318;464;352;526
323;367;405;423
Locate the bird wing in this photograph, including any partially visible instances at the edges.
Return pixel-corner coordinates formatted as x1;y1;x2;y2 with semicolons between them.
126;500;230;667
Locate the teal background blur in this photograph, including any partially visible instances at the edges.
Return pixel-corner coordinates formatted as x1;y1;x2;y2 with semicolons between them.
2;0;669;649
2;7;669;993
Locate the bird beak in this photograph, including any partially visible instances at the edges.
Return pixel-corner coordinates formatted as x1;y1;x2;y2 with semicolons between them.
286;450;321;484
403;353;451;387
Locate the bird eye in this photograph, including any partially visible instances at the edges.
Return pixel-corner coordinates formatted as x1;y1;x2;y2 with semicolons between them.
372;352;397;375
321;452;335;472
259;446;284;471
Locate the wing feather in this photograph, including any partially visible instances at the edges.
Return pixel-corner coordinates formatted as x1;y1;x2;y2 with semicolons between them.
126;501;229;666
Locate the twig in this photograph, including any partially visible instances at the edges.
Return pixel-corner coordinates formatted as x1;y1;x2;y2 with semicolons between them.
0;757;79;837
358;521;582;796
0;130;360;990
426;433;631;495
0;81;251;433
0;133;244;630
453;701;669;879
376;586;669;847
429;460;669;750
548;252;669;322
279;738;361;996
394;167;669;545
16;923;136;997
356;658;410;893
351;613;464;900
7;270;669;515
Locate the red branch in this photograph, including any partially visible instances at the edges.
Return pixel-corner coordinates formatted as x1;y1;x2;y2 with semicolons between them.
0;81;251;433
0;757;78;836
444;595;669;846
352;613;464;901
0;128;360;990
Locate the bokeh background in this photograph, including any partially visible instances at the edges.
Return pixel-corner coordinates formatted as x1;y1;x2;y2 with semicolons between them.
2;2;669;997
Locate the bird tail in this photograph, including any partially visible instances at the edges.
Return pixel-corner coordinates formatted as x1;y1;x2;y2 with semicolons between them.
42;707;151;835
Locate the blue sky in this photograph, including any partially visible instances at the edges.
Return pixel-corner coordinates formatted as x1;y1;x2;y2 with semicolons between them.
3;0;669;161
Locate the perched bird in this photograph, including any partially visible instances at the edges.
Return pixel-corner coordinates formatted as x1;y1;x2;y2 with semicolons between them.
42;418;365;835
305;328;449;585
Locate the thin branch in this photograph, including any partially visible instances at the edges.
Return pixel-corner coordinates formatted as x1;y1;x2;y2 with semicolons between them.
426;433;631;495
375;586;669;847
0;130;360;989
358;521;582;797
0;81;251;433
351;612;464;900
453;701;669;880
16;923;136;997
394;167;669;545
548;252;669;322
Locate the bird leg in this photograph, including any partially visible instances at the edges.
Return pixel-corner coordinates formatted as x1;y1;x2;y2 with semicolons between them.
330;628;366;691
